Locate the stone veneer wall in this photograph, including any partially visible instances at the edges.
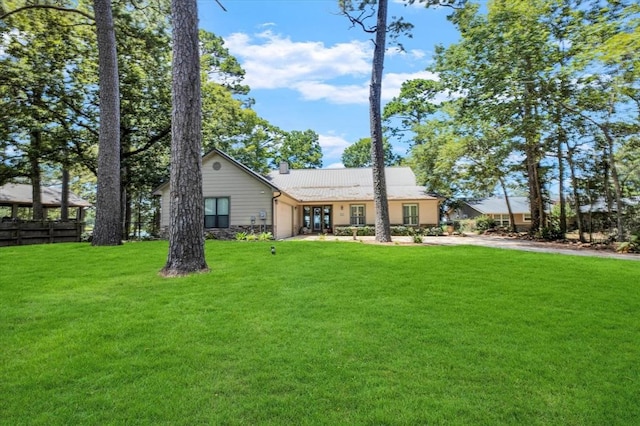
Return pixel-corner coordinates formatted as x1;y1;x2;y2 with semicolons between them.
158;225;274;240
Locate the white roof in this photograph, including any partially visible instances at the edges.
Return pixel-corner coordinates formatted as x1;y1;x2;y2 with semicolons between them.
0;183;92;208
267;167;436;202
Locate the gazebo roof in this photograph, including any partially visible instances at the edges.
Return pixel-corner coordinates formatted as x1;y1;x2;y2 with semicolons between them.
0;183;92;208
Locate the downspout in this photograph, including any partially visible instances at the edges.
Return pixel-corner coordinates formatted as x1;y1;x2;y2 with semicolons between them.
272;190;282;238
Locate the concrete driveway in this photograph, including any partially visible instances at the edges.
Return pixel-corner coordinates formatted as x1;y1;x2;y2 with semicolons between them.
289;234;640;261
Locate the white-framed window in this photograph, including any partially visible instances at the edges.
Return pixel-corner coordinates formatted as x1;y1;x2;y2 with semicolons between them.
523;213;532;222
204;197;230;228
403;204;419;226
350;204;365;226
492;214;510;227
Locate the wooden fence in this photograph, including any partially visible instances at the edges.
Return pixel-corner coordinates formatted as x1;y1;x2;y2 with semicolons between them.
0;221;84;247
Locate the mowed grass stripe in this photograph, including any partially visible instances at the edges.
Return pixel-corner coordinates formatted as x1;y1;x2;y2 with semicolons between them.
1;241;638;424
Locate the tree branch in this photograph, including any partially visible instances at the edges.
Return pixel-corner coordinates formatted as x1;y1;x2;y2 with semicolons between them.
0;5;94;21
123;126;171;158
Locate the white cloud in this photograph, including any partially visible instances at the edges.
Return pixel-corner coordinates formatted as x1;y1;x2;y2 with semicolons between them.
325;162;345;169
224;30;371;90
387;46;427;61
294;81;369;104
223;30;438;105
319;134;351;162
381;70;439;100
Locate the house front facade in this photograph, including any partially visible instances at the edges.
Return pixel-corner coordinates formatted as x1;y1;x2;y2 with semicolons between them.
452;196;532;230
154;149;441;240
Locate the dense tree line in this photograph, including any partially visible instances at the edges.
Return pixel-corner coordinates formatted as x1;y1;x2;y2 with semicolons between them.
383;0;639;242
0;0;321;241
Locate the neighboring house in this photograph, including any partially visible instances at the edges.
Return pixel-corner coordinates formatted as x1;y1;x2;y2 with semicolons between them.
154;149;441;240
579;196;640;231
0;183;92;221
452;196;532;230
579;196;640;214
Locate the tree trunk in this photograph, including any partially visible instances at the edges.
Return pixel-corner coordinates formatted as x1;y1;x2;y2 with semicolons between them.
370;0;392;243
61;167;69;221
603;128;625;240
29;130;44;220
498;176;516;232
556;123;567;237
566;146;586;243
92;0;122;246
162;0;209;276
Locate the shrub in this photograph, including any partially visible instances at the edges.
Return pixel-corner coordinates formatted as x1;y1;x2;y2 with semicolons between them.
391;226;414;236
425;226;443;236
413;234;423;244
258;232;273;241
475;215;496;232
235;232;248;241
536;226;564;241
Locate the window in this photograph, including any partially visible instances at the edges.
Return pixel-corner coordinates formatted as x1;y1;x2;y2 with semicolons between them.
350;204;365;226
204;197;229;228
523;213;532;222
403;204;419;226
492;214;510;227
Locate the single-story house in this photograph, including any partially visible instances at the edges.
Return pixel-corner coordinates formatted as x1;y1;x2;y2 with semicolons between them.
0;182;92;221
451;196;532;230
153;149;442;240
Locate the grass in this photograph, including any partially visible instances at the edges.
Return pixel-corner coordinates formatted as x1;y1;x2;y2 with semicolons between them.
1;240;639;425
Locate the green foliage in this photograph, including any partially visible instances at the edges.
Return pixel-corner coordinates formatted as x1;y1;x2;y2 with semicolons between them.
271;129;323;169
258;231;273;241
235;232;248;241
425;226;444;236
475;215;496;232
341;137;400;168
412;234;423;243
536;226;565;241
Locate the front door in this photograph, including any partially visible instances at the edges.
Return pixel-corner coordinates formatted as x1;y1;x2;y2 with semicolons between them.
303;205;332;233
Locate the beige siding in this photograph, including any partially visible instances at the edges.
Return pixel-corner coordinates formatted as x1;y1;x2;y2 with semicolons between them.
274;193;299;239
330;200;440;227
158;188;170;228
274;200;294;239
158;153;274;228
389;200;440;226
420;200;440;225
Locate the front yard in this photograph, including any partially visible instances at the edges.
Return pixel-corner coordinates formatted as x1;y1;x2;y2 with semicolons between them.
1;241;638;424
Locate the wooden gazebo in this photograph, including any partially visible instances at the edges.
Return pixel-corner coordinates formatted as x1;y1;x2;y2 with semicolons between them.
0;182;92;221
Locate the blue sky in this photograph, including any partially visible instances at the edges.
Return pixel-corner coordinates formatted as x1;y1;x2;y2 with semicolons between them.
197;0;461;168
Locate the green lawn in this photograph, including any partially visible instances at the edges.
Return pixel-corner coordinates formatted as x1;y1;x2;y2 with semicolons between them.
1;241;639;425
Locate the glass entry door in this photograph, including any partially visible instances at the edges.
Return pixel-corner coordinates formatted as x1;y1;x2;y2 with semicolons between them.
303;205;332;233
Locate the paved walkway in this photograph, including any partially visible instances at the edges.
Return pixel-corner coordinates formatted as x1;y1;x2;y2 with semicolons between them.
289;234;640;261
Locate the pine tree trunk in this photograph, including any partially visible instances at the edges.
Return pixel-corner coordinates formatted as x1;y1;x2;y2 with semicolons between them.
556;120;567;237
566;146;586;243
370;0;392;243
29;130;44;220
61;167;69;221
92;0;122;246
499;177;516;232
162;0;209;276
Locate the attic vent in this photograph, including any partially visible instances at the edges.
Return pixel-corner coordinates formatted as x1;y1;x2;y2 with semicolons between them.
279;161;290;174
212;161;221;171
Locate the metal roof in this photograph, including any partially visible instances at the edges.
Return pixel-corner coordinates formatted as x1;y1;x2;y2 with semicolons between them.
0;183;92;208
465;196;531;214
267;167;436;202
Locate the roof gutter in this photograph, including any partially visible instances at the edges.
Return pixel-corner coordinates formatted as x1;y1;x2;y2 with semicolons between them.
272;190;282;238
